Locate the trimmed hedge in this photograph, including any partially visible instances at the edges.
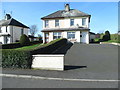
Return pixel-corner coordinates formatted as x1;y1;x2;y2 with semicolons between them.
2;38;68;69
1;41;42;49
1;42;21;49
31;38;68;54
2;49;32;69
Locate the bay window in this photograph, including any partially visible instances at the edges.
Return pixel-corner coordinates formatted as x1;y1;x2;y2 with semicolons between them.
53;32;61;39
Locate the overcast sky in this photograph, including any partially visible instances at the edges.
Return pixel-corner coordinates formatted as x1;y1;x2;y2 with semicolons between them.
1;2;118;36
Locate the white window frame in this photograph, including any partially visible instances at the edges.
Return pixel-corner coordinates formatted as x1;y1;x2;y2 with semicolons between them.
55;20;59;27
67;32;75;39
45;20;49;27
82;18;86;26
53;32;61;39
70;19;74;26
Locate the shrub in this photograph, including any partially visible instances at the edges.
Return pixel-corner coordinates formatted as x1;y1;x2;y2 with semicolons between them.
1;42;21;49
102;35;109;41
20;34;30;46
105;31;111;40
2;49;32;69
30;38;68;54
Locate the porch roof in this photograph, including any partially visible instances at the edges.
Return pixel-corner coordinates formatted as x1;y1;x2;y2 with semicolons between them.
41;27;90;32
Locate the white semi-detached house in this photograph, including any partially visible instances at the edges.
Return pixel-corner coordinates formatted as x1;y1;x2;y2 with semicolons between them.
41;4;91;44
0;14;29;44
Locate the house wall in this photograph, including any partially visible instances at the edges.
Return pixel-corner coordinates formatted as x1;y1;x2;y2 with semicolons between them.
0;26;28;44
43;17;89;29
10;26;28;43
44;30;89;44
90;34;95;41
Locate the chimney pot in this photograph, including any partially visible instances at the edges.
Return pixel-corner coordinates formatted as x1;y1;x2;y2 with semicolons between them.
65;4;70;11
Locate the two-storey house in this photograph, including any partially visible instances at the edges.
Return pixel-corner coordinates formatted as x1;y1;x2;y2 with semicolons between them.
0;14;29;44
41;4;91;44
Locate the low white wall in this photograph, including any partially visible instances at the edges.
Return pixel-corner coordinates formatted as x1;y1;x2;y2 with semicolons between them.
32;54;64;71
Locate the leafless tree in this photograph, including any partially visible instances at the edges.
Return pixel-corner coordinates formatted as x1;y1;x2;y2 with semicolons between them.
30;25;38;36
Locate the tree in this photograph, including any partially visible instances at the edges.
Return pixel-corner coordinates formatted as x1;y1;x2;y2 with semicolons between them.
105;30;111;40
102;30;111;41
38;34;43;42
30;25;38;36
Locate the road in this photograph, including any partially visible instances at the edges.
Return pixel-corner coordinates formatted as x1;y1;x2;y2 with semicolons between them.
2;77;118;88
2;43;119;88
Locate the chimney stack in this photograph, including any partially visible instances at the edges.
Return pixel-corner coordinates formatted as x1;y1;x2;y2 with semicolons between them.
65;4;70;11
5;14;11;20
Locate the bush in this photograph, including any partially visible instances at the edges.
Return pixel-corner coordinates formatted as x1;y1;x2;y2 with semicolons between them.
102;35;109;41
30;38;68;54
20;34;30;46
105;31;111;40
1;42;21;49
2;49;32;69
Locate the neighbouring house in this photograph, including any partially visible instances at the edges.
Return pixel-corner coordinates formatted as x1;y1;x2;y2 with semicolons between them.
89;32;95;42
0;14;29;44
28;35;41;41
41;4;91;44
95;33;101;38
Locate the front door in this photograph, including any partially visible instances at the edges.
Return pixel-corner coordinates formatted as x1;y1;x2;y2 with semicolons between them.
80;32;87;43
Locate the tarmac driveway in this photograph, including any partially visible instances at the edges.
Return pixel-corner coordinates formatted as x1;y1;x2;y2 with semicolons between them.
64;43;118;80
3;43;118;80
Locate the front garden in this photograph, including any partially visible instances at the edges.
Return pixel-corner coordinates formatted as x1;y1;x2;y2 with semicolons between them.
1;34;68;69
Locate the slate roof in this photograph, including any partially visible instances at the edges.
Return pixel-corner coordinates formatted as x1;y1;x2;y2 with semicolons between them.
0;18;29;28
89;32;95;35
41;9;91;19
41;27;90;32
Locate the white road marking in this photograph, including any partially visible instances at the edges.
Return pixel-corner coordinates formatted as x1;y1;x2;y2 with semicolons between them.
0;74;119;82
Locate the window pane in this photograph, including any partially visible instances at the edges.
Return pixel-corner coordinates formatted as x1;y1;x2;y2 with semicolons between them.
45;20;49;27
70;19;74;26
67;32;75;39
58;32;61;36
53;32;57;36
82;18;86;25
55;20;59;27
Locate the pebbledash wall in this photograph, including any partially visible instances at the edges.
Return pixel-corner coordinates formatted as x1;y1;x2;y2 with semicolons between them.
44;31;89;44
0;26;28;44
42;17;89;29
32;54;64;71
42;17;90;44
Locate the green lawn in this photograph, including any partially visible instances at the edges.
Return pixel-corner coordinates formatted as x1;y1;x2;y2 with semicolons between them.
15;43;43;50
103;40;120;43
14;38;63;50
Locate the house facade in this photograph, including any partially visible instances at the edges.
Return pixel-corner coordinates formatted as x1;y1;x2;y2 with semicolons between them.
0;14;29;44
41;4;91;44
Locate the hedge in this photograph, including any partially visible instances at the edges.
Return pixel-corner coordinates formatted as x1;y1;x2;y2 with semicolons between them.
30;38;68;54
1;40;42;49
1;42;21;49
2;38;68;69
2;49;32;69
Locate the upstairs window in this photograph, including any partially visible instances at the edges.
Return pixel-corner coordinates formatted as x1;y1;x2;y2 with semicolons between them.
21;28;24;35
70;19;74;26
55;20;59;27
45;20;49;27
53;32;61;39
82;18;86;26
